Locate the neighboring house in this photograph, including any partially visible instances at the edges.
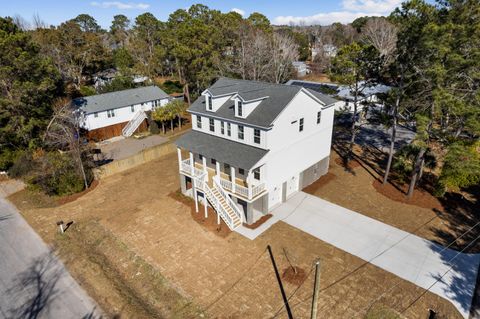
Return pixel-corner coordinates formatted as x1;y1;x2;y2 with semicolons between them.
292;61;310;77
174;77;338;230
311;44;337;60
73;86;171;141
93;68;118;89
286;80;391;113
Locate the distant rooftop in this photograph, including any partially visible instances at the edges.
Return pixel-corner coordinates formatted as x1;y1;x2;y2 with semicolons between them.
73;86;170;114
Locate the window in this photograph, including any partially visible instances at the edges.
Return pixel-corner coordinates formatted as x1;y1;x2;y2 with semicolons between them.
299;118;304;132
107;109;115;118
238;168;245;175
317;111;321;124
209;118;215;132
199;154;204;160
237;101;243;116
227;123;231;136
253;168;260;180
196;116;202;129
207;95;212;110
254;129;260;144
211;158;216;165
221;121;225;135
224;163;230;173
238;125;244;140
94;112;98;118
131;105;135;113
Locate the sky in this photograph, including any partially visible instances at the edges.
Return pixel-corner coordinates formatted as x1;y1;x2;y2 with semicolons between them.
1;0;407;28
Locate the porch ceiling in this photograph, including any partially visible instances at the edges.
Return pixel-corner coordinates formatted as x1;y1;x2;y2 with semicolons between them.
175;131;268;170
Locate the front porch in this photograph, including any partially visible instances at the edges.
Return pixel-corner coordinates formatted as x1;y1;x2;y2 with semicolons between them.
177;149;266;202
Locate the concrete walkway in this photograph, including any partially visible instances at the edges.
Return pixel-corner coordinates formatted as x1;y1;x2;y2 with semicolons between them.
0;180;101;318
264;192;480;318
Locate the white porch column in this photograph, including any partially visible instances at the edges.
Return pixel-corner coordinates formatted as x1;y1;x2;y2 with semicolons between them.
202;156;207;173
247;171;253;200
204;194;208;218
231;166;236;193
189;152;194;175
215;161;220;177
177;148;182;170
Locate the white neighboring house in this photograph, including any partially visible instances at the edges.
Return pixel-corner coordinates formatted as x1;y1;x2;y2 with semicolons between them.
286;79;391;113
292;61;310;77
73;86;171;140
175;77;338;230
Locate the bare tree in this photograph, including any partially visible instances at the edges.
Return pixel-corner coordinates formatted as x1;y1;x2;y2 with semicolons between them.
363;18;397;65
44;98;91;190
270;32;298;83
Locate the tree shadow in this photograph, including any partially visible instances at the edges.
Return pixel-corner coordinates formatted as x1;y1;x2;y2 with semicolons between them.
0;214;12;222
7;252;64;319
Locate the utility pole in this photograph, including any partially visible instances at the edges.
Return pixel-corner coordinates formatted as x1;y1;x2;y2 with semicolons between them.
267;245;293;319
310;260;321;319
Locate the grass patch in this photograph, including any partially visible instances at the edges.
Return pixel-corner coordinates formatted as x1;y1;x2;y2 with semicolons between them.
8;187;59;210
55;219;205;319
365;305;401;319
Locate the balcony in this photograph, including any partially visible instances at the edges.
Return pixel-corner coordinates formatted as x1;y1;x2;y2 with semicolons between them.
179;158;266;201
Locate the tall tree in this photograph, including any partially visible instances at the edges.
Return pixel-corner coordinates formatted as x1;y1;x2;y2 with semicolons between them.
110;14;130;47
0;17;62;170
72;14;101;33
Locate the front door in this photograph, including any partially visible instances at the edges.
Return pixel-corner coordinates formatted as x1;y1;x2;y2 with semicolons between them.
268;185;282;209
286;175;298;198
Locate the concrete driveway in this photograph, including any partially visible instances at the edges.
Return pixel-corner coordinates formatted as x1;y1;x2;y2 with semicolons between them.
0;180;101;318
98;135;168;161
273;192;480;318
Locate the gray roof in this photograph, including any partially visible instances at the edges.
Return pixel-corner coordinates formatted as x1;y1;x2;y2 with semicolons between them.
175;130;268;170
73;86;170;114
190;77;337;128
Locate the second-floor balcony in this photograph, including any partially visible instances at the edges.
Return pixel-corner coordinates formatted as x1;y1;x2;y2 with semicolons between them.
179;157;266;201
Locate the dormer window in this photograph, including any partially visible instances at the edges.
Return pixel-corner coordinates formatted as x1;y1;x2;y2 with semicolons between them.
207;95;213;110
237;101;243;116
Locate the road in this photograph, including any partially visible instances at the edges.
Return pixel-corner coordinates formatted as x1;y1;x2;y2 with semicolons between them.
0;180;101;319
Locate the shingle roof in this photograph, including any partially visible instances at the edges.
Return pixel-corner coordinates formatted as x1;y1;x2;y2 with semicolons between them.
73;86;170;114
189;77;337;128
175;130;268;170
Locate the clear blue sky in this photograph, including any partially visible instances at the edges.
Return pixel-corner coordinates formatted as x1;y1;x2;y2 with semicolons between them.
2;0;409;27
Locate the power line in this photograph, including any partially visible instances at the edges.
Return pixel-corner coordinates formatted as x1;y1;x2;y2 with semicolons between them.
400;232;480;316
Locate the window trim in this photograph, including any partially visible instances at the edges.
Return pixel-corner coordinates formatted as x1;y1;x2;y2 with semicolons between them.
299;118;304;132
209;118;215;132
253;168;260;180
317;111;321;124
238;125;244;140
221;121;225;135
207;95;213;110
254;129;261;144
237;100;243;117
227;122;231;136
196;116;202;129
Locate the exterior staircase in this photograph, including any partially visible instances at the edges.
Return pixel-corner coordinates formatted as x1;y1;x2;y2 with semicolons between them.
194;173;243;230
122;110;147;137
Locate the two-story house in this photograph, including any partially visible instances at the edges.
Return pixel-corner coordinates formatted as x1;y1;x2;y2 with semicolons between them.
73;86;171;141
175;77;339;230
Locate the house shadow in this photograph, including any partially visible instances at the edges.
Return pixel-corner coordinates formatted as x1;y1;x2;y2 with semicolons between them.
7;252;64;319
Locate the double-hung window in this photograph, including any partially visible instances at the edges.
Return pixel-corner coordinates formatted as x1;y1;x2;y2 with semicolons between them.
238;125;244;140
196;116;202;129
94;112;98;118
254;129;260;144
253;168;260;180
227;123;231;136
237;101;243;116
131;105;135;113
107;109;115;118
317;111;321;124
299;118;304;132
221;121;225;135
209;118;215;132
207;96;213;110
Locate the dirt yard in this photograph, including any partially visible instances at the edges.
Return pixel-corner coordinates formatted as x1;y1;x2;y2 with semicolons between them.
10;148;462;319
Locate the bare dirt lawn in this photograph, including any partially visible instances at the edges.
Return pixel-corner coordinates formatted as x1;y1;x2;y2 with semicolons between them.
10;148;462;319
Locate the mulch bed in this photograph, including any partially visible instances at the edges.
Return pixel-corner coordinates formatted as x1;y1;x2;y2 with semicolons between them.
334;157;361;170
243;214;273;229
372;179;444;211
303;172;336;194
57;180;99;205
282;266;308;286
168;190;231;238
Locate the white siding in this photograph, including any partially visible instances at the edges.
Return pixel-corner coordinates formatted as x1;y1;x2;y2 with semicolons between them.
256;90;335;201
82;98;170;130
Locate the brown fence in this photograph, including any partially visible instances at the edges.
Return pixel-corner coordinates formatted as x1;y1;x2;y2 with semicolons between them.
94;142;176;179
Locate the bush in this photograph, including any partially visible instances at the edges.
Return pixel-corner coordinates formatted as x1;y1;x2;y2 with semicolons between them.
159;80;183;94
79;85;96;96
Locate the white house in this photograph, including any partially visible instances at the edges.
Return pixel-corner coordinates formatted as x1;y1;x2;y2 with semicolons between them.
292;61;310;77
175;77;338;230
73;86;171;140
286;80;391;113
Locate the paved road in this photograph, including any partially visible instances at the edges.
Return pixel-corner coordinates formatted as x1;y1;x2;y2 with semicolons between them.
271;192;480;318
0;181;101;319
